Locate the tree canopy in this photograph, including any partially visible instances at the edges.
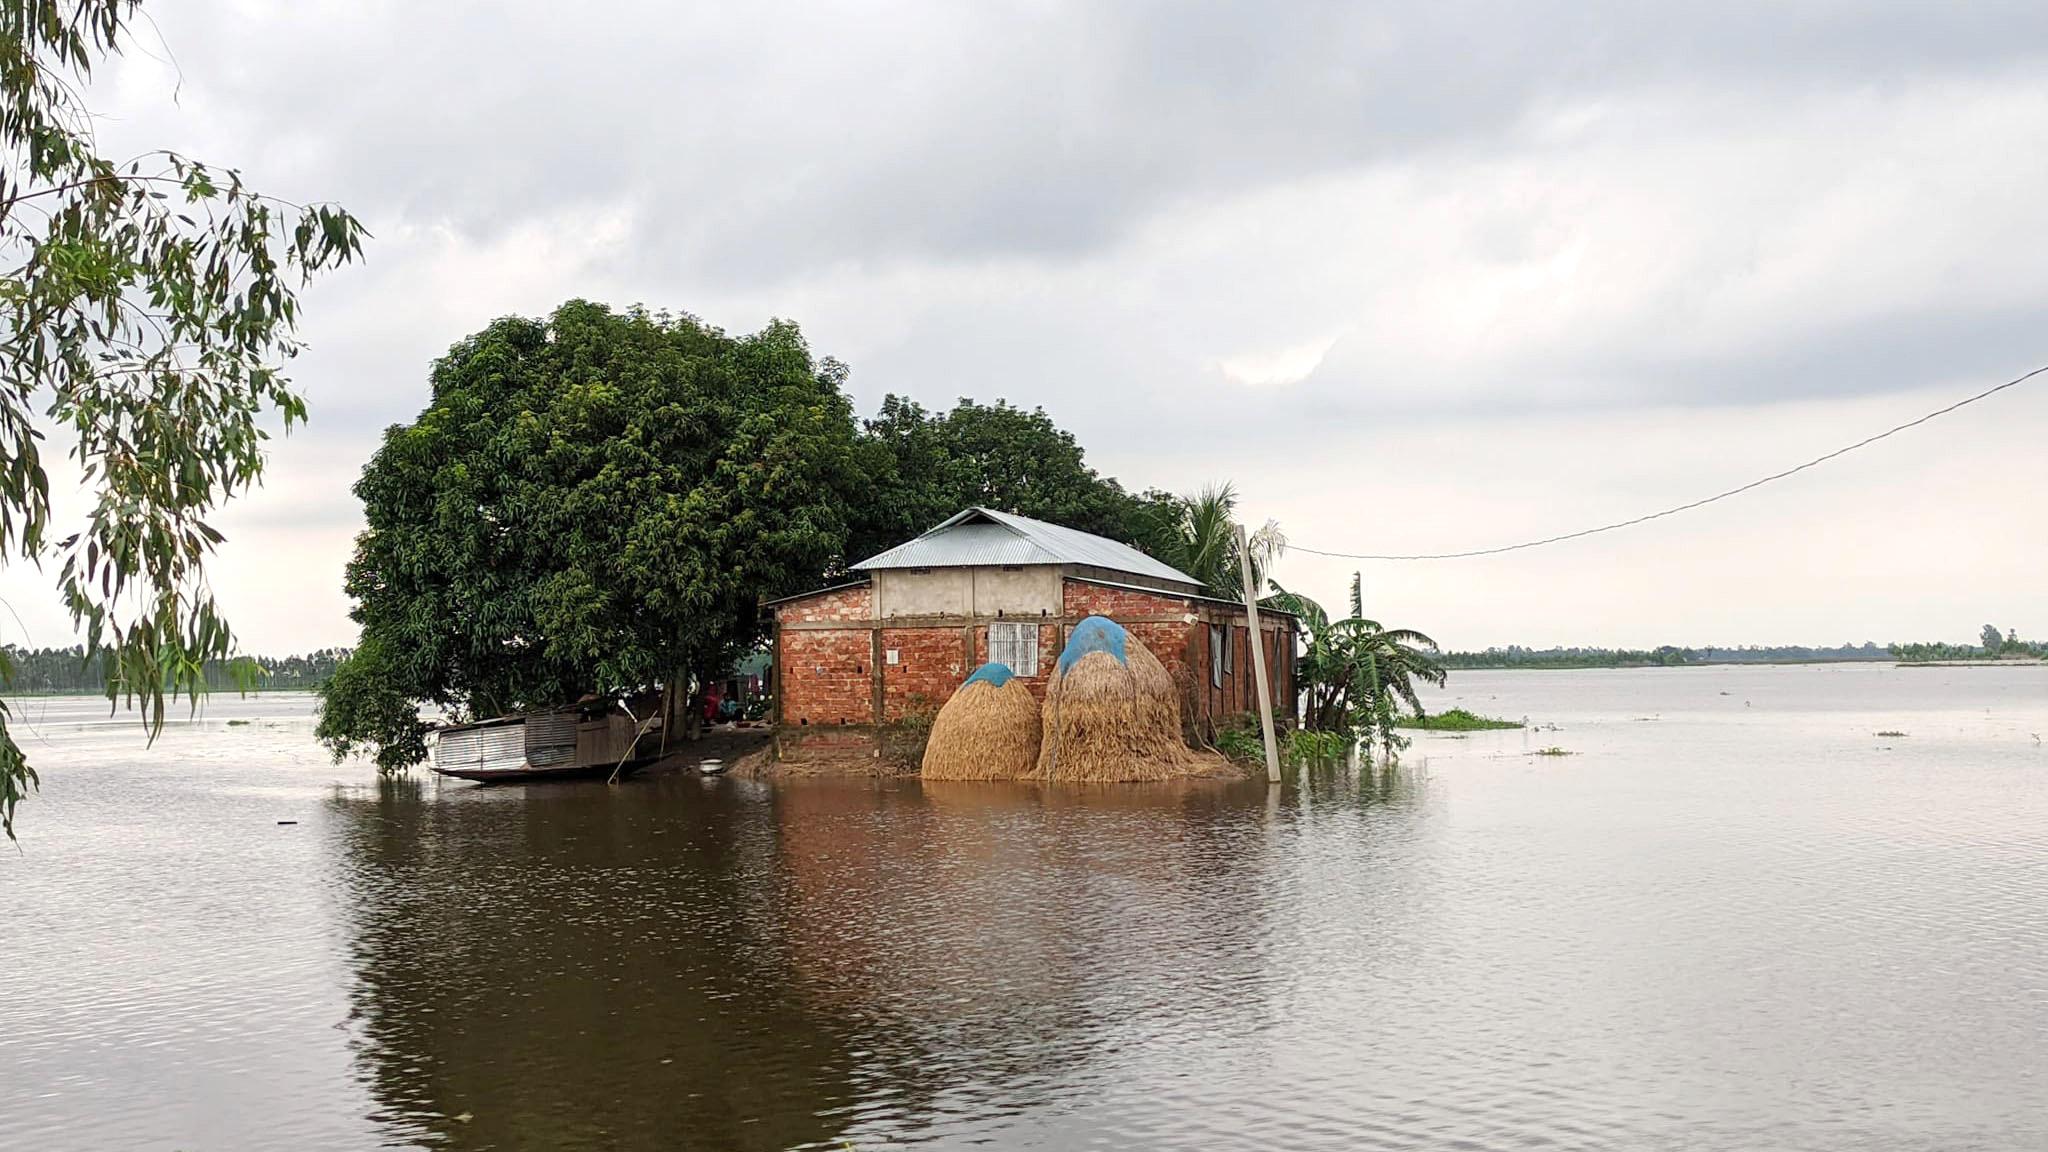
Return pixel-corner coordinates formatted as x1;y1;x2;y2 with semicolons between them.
317;305;1269;771
846;395;1152;562
318;301;867;767
1;0;365;836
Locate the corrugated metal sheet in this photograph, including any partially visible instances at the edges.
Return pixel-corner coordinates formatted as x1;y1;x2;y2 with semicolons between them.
523;710;578;767
852;507;1200;587
434;722;528;773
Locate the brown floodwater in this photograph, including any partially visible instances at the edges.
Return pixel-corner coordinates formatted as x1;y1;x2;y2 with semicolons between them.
3;665;2046;1150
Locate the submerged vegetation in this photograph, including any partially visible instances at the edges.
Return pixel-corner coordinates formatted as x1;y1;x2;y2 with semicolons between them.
1216;724;1355;768
1397;708;1523;732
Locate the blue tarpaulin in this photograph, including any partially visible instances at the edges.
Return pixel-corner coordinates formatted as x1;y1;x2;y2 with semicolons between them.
963;662;1015;688
1056;615;1129;676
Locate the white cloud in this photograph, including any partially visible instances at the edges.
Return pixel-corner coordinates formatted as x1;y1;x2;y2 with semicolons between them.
5;1;2043;655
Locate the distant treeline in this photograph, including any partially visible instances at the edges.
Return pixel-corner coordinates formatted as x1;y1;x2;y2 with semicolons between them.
0;646;349;695
1447;631;2044;669
1440;644;1893;669
1891;625;2045;663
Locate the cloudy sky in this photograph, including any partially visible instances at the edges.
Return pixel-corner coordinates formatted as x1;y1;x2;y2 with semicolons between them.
9;1;2045;654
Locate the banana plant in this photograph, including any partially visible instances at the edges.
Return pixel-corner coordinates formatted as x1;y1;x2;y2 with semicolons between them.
1263;573;1445;759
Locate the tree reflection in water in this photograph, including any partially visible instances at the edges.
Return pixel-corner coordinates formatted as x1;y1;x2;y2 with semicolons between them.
325;773;874;1150
325;766;1423;1150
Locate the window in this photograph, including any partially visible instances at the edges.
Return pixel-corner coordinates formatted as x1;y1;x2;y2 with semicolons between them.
989;621;1041;677
1210;624;1225;688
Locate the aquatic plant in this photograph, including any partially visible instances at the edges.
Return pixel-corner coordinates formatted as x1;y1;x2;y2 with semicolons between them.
1397;708;1522;732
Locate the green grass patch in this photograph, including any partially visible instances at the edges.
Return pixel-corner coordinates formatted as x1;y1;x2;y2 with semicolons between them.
1397;708;1523;732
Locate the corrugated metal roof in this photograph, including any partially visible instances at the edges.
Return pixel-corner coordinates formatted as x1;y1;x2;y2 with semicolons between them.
853;507;1201;587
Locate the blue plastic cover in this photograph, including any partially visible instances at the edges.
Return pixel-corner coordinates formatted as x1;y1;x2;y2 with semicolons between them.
963;662;1015;687
1056;615;1129;676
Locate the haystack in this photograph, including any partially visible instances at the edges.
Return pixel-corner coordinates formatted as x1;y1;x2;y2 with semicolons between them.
920;662;1043;780
1035;616;1194;782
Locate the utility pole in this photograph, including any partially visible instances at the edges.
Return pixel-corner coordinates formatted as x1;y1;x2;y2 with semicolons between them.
1235;522;1282;784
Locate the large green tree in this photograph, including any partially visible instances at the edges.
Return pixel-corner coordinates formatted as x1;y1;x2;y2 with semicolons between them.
1;1;364;835
847;395;1150;562
318;301;865;769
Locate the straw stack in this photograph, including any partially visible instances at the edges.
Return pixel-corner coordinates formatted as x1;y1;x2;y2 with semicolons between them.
920;662;1043;780
1035;616;1194;782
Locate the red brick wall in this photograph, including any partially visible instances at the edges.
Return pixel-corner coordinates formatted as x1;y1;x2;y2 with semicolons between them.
777;627;872;726
777;584;870;624
1062;581;1188;620
881;626;969;718
776;585;874;727
772;576;1295;736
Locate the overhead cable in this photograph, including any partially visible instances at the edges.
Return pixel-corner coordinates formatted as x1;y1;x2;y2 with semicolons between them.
1289;362;2047;561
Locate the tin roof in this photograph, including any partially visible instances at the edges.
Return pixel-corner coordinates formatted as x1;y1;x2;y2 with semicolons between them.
852;507;1201;588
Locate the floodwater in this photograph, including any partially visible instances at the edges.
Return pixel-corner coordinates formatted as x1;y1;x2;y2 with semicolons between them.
3;665;2045;1151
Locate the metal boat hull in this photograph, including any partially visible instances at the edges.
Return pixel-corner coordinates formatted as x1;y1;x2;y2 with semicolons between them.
432;759;649;784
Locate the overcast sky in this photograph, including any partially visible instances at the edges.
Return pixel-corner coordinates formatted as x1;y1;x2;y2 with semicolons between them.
7;1;2044;654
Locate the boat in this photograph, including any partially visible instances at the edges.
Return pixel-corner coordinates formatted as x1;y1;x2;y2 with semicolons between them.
429;697;664;783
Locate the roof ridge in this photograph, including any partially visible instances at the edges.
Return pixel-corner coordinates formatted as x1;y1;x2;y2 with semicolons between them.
850;505;1201;586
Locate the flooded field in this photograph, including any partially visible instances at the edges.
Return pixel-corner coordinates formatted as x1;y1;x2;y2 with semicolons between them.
4;665;2045;1150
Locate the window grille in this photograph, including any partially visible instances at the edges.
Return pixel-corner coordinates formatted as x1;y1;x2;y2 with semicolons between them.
989;621;1041;677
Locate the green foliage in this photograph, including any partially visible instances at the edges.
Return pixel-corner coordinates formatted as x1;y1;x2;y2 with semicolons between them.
0;643;344;694
1442;645;1701;669
1453;634;2048;668
1214;722;1354;768
847;396;1150;562
0;1;365;835
314;638;428;773
1397;708;1522;731
322;301;866;769
1213;723;1264;766
1283;728;1352;764
1132;482;1284;597
1892;630;2044;662
1264;572;1443;761
1533;746;1575;757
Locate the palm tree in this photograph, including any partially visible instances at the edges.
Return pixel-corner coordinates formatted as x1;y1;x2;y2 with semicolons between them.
1140;482;1285;598
1264;573;1444;758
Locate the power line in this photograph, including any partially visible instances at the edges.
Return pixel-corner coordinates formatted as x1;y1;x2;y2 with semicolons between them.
1289;362;2047;562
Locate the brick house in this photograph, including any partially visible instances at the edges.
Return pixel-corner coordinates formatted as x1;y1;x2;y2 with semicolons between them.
768;507;1296;758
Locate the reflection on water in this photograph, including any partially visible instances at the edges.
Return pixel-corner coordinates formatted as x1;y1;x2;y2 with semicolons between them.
323;772;1415;1150
328;774;865;1150
4;666;2047;1151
